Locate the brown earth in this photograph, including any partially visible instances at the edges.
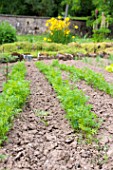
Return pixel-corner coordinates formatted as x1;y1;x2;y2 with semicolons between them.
0;60;113;170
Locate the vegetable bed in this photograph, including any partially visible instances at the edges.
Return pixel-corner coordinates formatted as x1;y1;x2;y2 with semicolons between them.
0;62;30;145
0;59;113;170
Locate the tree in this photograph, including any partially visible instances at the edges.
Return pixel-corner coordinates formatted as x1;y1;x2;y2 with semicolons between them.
1;0;113;21
88;0;113;28
61;0;94;17
0;0;62;17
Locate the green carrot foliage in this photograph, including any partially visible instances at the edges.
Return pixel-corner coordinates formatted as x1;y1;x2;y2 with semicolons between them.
36;61;99;139
0;62;30;145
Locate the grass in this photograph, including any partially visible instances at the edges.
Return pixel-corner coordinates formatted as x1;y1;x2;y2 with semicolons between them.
17;34;45;42
17;34;93;43
70;16;88;21
17;34;113;44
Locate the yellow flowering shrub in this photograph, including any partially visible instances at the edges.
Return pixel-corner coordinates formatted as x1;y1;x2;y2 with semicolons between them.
45;16;72;44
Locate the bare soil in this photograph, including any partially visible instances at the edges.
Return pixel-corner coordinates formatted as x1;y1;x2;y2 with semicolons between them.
0;60;113;170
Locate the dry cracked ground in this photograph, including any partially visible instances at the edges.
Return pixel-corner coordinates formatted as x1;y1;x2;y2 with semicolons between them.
0;59;113;170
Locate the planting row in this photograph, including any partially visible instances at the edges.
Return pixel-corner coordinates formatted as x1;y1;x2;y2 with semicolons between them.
36;61;99;140
51;60;113;96
0;62;30;145
36;60;113;140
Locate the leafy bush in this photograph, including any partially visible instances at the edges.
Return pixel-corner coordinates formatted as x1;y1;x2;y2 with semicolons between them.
92;28;111;42
44;16;72;44
0;21;17;44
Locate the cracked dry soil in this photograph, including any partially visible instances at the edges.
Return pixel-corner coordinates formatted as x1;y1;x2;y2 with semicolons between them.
0;61;113;170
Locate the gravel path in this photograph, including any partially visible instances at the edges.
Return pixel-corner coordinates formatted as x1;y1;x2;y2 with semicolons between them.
0;61;113;170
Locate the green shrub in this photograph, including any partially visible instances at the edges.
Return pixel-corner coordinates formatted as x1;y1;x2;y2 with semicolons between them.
92;28;111;42
0;21;17;44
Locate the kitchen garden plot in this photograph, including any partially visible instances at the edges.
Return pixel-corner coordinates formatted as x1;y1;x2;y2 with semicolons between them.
36;60;113;140
0;60;113;169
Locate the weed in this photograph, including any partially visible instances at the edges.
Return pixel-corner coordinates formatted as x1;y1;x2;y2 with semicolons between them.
0;53;18;82
96;56;101;63
0;154;7;161
35;110;49;126
82;57;92;64
108;54;113;61
103;154;108;163
35;110;49;117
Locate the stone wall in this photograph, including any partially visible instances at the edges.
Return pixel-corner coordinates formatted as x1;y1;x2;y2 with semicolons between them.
0;14;88;35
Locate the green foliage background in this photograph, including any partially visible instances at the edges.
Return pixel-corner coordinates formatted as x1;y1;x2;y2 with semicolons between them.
0;0;113;18
0;0;113;41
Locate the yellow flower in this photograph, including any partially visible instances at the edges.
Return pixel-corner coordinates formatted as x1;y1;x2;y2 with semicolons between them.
46;23;49;27
74;25;78;29
51;17;55;21
43;37;47;41
50;32;53;35
48;39;51;42
65;17;70;22
65;30;70;35
58;16;62;20
72;36;75;39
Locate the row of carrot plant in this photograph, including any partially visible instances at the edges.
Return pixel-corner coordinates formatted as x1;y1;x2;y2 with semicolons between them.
36;61;100;140
0;62;29;145
51;60;113;96
36;60;113;140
